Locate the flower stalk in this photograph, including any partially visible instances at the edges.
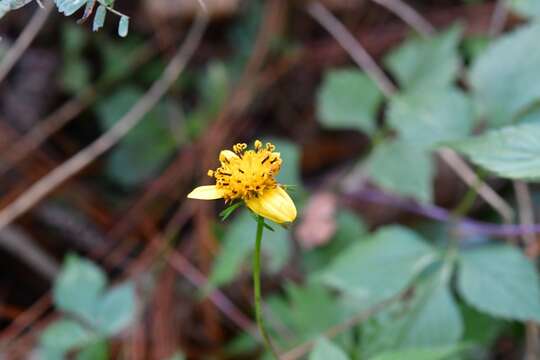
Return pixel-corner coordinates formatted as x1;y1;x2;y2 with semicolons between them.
253;215;279;359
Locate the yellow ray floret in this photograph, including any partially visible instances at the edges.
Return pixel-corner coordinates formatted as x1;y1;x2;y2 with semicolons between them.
187;140;297;224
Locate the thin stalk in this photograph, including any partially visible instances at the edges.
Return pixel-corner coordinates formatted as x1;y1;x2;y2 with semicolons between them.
254;215;280;359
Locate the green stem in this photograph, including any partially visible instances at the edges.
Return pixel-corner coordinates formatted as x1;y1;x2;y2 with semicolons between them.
254;215;280;359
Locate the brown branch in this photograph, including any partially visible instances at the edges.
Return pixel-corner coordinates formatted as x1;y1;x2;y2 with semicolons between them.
370;0;435;36
307;1;396;97
0;1;53;83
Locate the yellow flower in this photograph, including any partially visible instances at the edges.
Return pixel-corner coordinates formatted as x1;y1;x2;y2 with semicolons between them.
188;140;297;224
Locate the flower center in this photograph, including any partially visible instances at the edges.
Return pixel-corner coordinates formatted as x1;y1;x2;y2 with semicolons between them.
208;141;282;202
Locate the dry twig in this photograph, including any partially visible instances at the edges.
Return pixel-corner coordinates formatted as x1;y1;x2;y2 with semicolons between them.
0;1;53;83
0;10;209;232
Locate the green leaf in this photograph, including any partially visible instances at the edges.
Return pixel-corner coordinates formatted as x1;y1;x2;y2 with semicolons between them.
361;265;463;354
62;59;91;94
384;26;462;91
40;320;95;353
56;0;87;16
93;282;137;335
53;254;107;322
317;68;383;134
267;283;348;347
369;345;464;360
449;122;540;180
219;202;243;221
309;338;349;360
461;304;505;346
510;0;540;18
388;87;473;149
118;16;129;37
303;210;367;273
208;210;291;288
471;22;540;127
319;226;435;305
97;87;178;187
62;23;88;55
92;5;106;32
397;267;463;347
77;340;109;360
457;244;540;321
368;141;433;203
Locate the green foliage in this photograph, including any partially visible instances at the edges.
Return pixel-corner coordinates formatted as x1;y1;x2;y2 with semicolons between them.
367;141;433;203
510;0;540;18
471;22;540;127
369;345;465;360
208;209;291;289
394;267;463;348
266;283;349;347
61;24;91;94
359;264;463;356
384;25;462;92
76;340;109;360
41;254;136;358
97;87;179;187
0;0;129;35
457;244;540;321
449;123;540;180
309;338;349;360
388;87;473;149
317;68;383;134
302;210;367;272
319;226;436;305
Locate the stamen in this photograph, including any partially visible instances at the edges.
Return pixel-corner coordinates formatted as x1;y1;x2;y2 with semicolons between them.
261;155;270;164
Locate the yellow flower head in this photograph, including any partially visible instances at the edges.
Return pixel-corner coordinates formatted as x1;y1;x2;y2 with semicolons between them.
188;140;297;224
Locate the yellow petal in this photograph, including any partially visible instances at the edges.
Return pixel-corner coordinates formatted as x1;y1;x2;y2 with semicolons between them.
219;150;239;163
245;186;297;224
187;185;223;200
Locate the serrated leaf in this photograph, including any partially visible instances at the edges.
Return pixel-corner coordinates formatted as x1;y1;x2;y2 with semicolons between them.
510;0;540;18
457;244;540;321
53;254;107;322
309;338;349;360
319;226;435;304
388;87;473;149
449;122;540;180
368;141;433;203
93;282;137;335
471;22;540;127
40;320;95;353
317;68;383;134
384;25;462;91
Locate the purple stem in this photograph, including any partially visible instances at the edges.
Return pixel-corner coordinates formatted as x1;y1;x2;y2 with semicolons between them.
347;188;540;238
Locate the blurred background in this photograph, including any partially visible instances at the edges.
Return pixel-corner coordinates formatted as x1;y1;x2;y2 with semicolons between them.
0;0;538;359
